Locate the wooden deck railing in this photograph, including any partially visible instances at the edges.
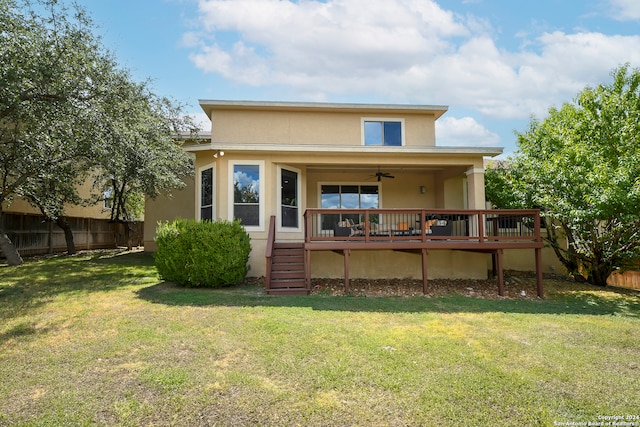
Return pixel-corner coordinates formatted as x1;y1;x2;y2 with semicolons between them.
304;208;541;246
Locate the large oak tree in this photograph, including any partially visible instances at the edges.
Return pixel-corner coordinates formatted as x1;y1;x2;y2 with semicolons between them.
0;0;197;263
486;65;640;286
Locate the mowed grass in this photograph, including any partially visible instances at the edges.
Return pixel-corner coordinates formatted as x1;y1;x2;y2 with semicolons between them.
1;251;639;426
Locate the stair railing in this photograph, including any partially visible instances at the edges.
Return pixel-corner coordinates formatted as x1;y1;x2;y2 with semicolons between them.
265;215;276;291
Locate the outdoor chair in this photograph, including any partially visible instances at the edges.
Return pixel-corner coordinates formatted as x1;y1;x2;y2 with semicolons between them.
334;219;364;237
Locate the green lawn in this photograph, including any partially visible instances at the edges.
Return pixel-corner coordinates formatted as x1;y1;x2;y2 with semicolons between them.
1;251;639;426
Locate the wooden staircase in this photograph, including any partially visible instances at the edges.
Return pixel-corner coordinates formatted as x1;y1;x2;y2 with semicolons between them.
266;242;308;295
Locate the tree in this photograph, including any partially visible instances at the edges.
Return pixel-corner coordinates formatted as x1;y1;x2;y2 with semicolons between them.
90;70;197;249
485;65;640;286
0;0;112;264
1;0;198;259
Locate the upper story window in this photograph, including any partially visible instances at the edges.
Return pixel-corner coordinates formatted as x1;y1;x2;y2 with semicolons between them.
363;119;403;146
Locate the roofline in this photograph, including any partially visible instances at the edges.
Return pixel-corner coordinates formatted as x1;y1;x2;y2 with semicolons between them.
183;142;502;157
199;99;449;119
174;131;211;141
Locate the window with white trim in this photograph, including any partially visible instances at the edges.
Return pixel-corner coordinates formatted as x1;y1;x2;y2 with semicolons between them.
363;119;403;146
199;164;215;221
230;161;264;230
278;166;301;230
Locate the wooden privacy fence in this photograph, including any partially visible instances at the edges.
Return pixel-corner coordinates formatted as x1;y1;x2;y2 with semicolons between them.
0;213;143;257
608;270;640;291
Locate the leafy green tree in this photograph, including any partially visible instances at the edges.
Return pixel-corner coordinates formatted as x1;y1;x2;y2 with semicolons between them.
0;0;111;263
234;181;260;204
1;0;198;259
486;65;640;286
90;70;197;249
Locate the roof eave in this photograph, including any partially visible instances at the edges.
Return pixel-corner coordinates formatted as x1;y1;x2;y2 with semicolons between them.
199;99;449;120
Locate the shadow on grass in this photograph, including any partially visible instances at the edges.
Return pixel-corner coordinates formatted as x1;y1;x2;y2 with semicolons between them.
137;281;640;317
0;250;157;320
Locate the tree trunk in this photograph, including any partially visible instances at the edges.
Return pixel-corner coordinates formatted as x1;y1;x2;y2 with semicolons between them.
0;230;23;266
586;260;613;287
55;216;76;255
124;221;132;250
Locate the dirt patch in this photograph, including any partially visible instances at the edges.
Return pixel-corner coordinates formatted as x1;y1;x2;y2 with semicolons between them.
309;276;541;299
251;272;569;299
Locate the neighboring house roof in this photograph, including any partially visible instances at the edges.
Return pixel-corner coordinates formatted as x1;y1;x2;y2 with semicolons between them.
175;131;211;141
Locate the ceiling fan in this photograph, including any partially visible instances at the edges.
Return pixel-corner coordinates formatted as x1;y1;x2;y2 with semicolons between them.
371;167;395;181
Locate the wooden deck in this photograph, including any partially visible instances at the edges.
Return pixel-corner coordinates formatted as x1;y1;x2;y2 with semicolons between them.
266;209;545;297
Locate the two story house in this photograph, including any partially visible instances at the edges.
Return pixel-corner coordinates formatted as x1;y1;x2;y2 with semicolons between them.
145;100;545;295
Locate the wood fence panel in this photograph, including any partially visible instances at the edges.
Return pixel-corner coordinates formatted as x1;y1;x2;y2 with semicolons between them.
608;270;640;291
1;213;143;257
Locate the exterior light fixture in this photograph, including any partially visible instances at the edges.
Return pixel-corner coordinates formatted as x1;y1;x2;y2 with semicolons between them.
419;186;426;194
213;150;225;159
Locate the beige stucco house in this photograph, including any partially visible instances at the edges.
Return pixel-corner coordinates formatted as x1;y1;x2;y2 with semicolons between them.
145;100;550;295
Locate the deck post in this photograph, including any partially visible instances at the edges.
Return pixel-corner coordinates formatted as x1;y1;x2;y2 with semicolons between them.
305;248;312;290
343;249;350;293
421;248;428;294
496;249;505;296
491;253;497;278
535;247;544;298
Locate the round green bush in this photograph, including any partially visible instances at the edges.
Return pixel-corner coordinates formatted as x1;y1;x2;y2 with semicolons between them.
154;218;251;287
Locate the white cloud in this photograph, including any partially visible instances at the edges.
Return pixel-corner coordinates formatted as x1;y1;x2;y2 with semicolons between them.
436;116;500;147
608;0;640;20
188;0;640;121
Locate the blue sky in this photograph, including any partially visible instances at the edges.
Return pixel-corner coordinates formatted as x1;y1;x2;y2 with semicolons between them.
74;0;640;154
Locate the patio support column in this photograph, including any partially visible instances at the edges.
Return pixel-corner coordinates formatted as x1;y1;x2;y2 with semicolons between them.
465;167;486;209
496;249;505;296
466;167;486;239
343;249;350;293
421;248;428;294
535;247;544;298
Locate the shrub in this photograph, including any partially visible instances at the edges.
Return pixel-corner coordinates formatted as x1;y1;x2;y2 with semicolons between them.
154;219;251;287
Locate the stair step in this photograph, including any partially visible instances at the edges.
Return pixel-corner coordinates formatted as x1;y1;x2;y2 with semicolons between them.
274;242;304;249
272;248;304;257
272;251;304;257
270;276;306;284
267;288;309;295
271;262;304;271
271;256;304;262
271;270;305;280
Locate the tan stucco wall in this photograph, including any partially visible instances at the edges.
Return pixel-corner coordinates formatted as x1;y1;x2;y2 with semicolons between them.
210;110;437;147
2;177;111;219
143;176;196;251
502;246;566;275
310;250;488;280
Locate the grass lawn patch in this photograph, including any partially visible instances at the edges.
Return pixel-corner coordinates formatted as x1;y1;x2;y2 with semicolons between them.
1;250;639;426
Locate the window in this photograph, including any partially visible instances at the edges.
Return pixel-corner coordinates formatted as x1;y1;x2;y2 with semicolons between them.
320;184;379;230
103;187;113;209
230;161;264;230
279;166;300;230
363;119;403;146
199;165;214;221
